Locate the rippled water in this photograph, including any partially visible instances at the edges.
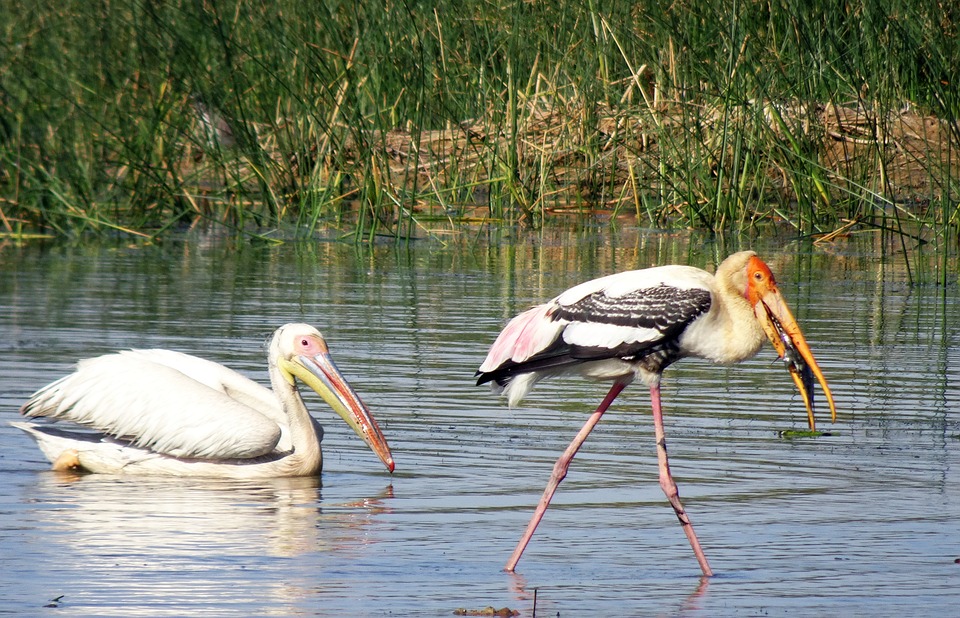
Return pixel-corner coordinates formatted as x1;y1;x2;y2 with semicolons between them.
1;230;958;616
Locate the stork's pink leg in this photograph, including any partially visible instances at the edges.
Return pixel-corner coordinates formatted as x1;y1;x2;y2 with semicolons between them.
650;383;714;577
504;382;627;572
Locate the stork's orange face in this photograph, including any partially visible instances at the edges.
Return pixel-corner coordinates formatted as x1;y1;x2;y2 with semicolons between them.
746;256;837;430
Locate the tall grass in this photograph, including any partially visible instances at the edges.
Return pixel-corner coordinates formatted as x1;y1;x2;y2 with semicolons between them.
0;0;957;242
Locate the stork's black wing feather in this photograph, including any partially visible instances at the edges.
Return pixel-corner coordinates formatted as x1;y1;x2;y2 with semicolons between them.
555;284;711;333
477;285;712;387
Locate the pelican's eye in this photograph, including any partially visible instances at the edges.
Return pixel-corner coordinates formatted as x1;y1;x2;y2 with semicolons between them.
293;334;327;356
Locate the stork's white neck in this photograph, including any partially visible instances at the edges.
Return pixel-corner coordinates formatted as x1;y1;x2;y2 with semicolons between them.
678;252;766;364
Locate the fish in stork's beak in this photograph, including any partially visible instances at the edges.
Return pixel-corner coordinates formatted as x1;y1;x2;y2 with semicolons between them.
746;256;837;430
280;339;395;473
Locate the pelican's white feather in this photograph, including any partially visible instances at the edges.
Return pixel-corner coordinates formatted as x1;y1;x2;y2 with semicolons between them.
13;323;395;478
22;354;281;459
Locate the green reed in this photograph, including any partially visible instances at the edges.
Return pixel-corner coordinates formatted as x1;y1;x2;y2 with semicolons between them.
0;0;956;244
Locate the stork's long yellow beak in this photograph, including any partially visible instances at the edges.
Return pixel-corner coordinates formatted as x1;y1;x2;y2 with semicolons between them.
282;352;395;473
747;257;837;431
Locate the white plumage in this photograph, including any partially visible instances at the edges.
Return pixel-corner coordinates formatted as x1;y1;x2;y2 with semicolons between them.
13;323;395;478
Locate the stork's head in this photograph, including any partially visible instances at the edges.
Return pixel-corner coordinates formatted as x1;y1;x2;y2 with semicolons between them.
741;254;837;430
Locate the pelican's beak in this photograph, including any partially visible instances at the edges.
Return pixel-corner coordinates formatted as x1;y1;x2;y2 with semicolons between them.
747;256;837;431
283;353;395;473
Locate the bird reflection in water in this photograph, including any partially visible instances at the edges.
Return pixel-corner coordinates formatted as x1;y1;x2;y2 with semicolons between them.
21;472;395;612
505;571;710;616
28;474;394;557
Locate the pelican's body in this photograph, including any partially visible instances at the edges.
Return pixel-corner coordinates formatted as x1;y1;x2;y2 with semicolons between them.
13;323;395;478
477;251;836;575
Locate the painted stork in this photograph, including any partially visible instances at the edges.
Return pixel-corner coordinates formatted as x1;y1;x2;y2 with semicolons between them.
13;323;395;478
476;251;836;575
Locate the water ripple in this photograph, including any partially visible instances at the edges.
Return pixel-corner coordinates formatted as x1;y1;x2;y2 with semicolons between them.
1;237;958;615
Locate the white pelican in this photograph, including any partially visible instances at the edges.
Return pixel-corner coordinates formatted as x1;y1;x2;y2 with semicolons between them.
13;323;395;478
476;251;837;575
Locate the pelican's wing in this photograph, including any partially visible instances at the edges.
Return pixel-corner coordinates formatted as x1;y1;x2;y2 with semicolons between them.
20;353;282;460
120;349;286;426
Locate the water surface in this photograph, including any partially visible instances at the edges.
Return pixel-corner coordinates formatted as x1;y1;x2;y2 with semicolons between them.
1;230;958;616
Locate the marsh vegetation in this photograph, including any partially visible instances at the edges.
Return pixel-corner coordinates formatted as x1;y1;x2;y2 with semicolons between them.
1;1;957;242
